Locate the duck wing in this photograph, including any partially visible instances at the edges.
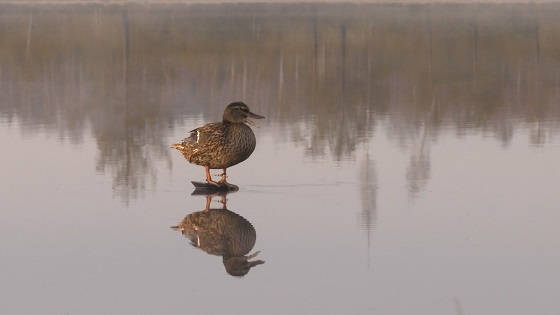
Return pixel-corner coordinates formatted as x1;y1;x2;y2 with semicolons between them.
172;123;226;162
190;122;226;147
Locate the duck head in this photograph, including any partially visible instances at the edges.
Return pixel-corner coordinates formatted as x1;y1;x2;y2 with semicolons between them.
223;102;265;125
223;251;265;277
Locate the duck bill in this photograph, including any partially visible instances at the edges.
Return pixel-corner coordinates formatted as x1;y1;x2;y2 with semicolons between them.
248;111;265;119
246;111;265;126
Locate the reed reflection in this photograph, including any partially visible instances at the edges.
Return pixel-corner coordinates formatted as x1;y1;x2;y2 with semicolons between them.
2;3;560;203
171;192;264;277
359;151;377;231
359;150;377;265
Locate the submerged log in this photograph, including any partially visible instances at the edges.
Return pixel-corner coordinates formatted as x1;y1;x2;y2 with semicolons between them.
191;181;239;194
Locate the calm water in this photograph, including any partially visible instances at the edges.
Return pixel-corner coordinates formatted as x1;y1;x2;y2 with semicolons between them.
1;2;560;315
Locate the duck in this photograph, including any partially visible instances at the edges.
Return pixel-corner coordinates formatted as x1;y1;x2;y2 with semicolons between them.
172;102;265;189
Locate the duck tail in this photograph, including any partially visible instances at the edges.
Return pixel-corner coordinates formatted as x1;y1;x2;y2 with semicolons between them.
171;143;185;150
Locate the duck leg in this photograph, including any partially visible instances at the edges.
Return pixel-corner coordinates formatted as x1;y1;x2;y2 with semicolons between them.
218;168;228;182
205;166;221;186
218;168;239;190
204;194;212;211
219;194;227;209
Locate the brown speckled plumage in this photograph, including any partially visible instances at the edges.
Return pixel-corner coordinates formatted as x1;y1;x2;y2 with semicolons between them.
172;102;264;187
174;122;256;169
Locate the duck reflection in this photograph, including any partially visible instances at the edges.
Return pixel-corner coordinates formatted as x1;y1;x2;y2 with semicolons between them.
171;193;264;277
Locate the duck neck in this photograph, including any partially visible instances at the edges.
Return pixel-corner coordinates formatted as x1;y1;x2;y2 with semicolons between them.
223;119;245;126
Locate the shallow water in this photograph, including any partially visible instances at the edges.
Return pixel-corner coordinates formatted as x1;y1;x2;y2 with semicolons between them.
1;3;560;315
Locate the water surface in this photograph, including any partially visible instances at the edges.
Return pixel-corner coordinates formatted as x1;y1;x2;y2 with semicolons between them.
1;3;560;315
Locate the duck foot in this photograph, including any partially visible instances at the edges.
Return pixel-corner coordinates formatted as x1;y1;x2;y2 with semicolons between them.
219;181;239;191
194;166;239;192
206;179;222;187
